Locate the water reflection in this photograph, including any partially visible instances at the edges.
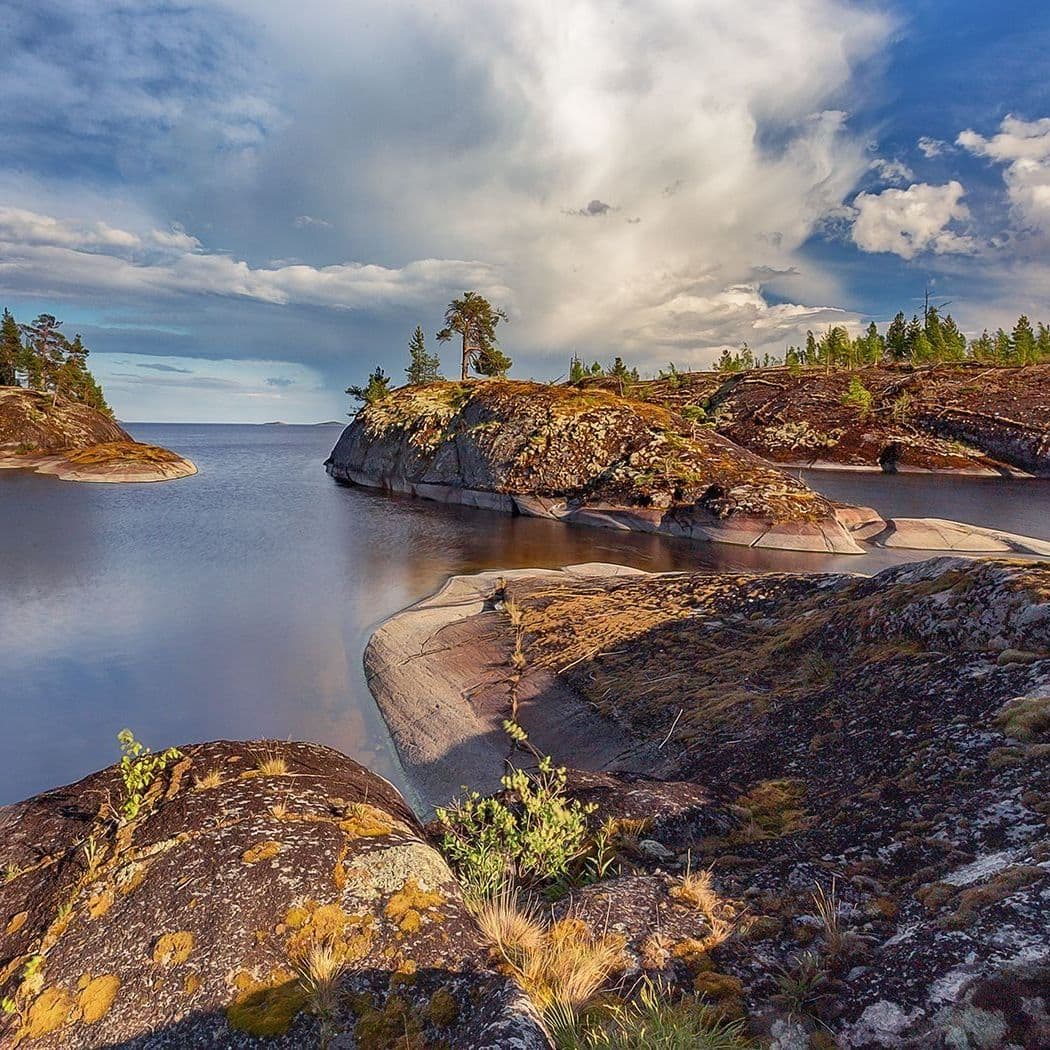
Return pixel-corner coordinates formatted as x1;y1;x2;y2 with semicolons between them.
0;423;1047;804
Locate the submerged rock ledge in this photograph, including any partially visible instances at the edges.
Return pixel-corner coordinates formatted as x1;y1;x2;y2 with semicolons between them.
367;556;1050;1047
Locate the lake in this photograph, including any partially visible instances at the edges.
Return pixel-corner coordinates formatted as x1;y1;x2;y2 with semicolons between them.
1;423;1047;804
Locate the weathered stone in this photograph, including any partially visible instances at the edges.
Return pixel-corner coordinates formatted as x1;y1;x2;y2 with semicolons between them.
0;741;548;1048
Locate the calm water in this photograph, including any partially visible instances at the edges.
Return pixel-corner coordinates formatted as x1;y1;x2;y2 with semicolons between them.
1;423;1048;805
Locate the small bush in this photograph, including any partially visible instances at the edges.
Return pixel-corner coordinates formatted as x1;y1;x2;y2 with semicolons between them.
116;730;182;823
841;376;873;418
436;729;595;900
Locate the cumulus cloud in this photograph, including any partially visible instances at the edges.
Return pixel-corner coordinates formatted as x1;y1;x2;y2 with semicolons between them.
958;115;1050;234
0;0;896;386
850;181;975;260
570;200;615;217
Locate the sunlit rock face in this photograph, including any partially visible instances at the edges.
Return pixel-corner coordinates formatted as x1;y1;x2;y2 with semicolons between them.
326;380;863;553
0;740;547;1049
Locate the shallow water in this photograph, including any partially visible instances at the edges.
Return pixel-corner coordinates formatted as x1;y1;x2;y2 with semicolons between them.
0;423;1047;804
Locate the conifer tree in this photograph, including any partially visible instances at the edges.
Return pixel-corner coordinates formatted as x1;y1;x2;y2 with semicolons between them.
405;325;442;384
1011;315;1036;364
885;312;908;361
0;308;20;386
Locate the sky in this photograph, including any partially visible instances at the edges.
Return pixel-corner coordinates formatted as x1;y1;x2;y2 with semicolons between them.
1;1;1048;422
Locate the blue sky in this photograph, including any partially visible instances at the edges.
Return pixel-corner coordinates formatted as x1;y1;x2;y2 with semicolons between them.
1;0;1048;421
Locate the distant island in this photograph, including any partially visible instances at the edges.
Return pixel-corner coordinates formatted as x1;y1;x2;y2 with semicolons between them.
0;308;196;483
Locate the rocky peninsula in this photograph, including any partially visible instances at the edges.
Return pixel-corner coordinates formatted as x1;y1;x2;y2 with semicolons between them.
366;556;1050;1048
601;363;1050;476
0;388;196;483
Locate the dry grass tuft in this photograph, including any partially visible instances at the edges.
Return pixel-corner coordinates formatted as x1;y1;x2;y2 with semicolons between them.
670;868;739;950
253;750;289;776
295;939;347;1033
812;880;843;957
193;768;223;791
472;887;624;1028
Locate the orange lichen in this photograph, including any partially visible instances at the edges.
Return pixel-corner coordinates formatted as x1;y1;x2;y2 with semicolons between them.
76;974;120;1024
384;880;444;933
153;931;195;966
184;973;202;996
282;901;374;965
18;986;74;1041
339;805;393;838
242;841;282;864
5;911;28;935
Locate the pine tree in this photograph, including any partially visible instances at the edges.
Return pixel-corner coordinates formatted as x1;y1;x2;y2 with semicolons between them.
437;292;509;380
20;314;68;402
405;325;442;384
940;315;967;360
970;330;994;361
924;307;945;362
994;328;1012;362
1011;315;1036;365
0;308;20;386
569;354;586;384
1037;323;1050;361
346;367;392;409
885;312;908;361
904;315;923;359
804;331;818;367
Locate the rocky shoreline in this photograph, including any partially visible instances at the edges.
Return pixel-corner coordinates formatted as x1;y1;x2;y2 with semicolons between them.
0;388;196;484
363;556;1050;1047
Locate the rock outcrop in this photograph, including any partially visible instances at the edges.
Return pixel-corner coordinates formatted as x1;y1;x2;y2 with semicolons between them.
0;740;547;1049
0;388;196;483
326;381;863;554
593;363;1050;476
369;558;1050;1047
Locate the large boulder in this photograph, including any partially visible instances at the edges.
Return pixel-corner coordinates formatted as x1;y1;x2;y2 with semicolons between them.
326;381;862;553
0;740;547;1048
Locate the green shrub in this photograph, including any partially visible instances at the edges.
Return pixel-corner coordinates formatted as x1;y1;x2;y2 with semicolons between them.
436;727;596;900
841;376;873;419
116;729;182;823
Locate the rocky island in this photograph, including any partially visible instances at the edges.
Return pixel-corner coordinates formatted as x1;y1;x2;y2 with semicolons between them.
599;363;1050;476
326;379;1050;557
0;388;196;483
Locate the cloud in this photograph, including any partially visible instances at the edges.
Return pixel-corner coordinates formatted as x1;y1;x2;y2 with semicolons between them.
870;158;914;185
135;362;193;373
570;199;614;217
265;376;295;386
918;136;946;158
0;206;507;310
850;181;976;259
958;115;1050;235
0;0;897;413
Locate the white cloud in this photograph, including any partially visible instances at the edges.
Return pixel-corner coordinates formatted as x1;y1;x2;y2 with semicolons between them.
850;181;975;260
958;116;1050;234
0;207;507;310
918;136;946;158
871;158;914;184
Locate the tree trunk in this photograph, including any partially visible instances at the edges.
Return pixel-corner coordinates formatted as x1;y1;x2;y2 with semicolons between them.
461;330;469;381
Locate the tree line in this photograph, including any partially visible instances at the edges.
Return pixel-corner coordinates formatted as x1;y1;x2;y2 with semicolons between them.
348;292;511;407
0;307;110;412
717;308;1050;375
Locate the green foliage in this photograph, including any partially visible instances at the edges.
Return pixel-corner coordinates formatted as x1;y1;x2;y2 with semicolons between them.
116;729;182;823
557;978;755;1049
405;325;442;384
841;376;873;418
436;725;596;900
0;307;111;411
437;291;510;380
604;356;639;388
346;367;392;409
